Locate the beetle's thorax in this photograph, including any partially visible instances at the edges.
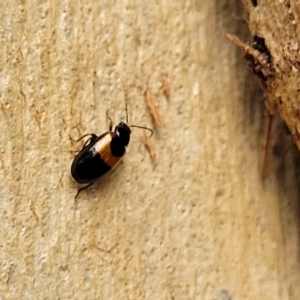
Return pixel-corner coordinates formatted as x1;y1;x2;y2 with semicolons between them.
114;122;131;146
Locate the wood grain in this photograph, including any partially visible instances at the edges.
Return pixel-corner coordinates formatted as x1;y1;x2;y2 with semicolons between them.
0;0;299;299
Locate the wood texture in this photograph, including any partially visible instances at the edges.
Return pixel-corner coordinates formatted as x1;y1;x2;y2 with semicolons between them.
0;0;299;299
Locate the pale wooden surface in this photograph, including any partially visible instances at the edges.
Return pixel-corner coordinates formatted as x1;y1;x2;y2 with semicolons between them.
0;1;299;299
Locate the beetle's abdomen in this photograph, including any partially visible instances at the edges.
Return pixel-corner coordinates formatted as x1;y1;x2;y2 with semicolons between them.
71;132;125;183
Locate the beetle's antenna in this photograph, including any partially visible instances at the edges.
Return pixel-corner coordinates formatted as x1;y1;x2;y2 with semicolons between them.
130;125;153;137
122;82;153;136
125;95;129;124
122;84;129;124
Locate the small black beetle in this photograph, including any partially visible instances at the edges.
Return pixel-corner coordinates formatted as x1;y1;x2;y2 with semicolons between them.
71;110;152;199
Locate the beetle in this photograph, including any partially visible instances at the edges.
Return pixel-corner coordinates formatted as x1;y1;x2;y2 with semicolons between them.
71;109;152;199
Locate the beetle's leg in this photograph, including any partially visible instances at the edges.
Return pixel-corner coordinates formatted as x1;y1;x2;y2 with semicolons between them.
70;133;97;143
74;182;94;201
70;150;80;154
82;135;98;148
106;110;113;131
70;133;97;154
